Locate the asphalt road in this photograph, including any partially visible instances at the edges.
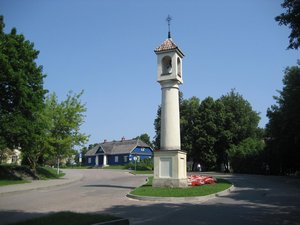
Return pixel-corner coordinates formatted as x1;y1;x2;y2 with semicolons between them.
0;169;299;225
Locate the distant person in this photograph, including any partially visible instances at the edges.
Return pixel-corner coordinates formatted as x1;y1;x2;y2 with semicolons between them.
197;163;202;172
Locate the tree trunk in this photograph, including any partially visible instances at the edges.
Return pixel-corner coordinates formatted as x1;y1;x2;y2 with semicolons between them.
57;157;60;175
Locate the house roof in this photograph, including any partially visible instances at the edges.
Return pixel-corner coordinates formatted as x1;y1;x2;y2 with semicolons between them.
85;139;152;156
154;38;184;57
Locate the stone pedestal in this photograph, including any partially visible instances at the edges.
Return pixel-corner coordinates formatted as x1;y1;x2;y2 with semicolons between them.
153;150;188;188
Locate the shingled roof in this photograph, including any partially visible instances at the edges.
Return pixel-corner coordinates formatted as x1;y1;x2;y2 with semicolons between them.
85;139;152;156
154;38;184;57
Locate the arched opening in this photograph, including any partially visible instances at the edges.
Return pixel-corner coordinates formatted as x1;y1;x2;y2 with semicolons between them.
177;57;181;77
162;56;172;75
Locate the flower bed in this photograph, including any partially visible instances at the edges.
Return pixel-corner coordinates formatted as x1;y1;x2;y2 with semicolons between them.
188;175;216;186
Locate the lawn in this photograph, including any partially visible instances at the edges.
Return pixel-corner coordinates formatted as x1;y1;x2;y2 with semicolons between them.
9;211;122;225
102;165;126;170
36;167;65;180
102;165;154;174
0;180;30;186
130;177;232;197
0;165;65;186
130;170;153;175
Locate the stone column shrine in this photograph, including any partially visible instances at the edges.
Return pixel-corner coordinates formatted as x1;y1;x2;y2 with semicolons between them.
152;23;188;188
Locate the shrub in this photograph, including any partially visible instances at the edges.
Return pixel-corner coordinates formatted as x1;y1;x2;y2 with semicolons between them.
228;138;266;174
124;158;153;171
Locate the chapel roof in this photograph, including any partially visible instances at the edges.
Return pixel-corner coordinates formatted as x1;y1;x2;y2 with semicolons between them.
85;139;152;156
154;38;184;57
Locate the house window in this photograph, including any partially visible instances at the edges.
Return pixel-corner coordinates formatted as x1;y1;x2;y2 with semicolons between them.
141;148;145;152
124;156;128;163
88;158;91;164
115;156;119;163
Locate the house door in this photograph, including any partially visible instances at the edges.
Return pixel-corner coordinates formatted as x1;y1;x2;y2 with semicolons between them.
99;155;104;166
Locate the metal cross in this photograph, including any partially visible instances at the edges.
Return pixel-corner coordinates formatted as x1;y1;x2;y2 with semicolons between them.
166;15;172;38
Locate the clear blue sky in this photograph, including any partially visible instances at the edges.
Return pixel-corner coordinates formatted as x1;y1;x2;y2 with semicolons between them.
1;0;298;146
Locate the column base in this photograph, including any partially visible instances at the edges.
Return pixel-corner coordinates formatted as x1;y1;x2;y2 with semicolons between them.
153;150;188;188
152;178;188;188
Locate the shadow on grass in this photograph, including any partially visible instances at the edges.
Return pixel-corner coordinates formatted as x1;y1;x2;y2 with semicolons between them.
0;165;37;180
36;167;61;179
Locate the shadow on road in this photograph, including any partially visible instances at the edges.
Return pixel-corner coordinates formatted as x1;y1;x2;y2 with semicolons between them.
101;197;300;225
0;210;49;225
1;174;299;225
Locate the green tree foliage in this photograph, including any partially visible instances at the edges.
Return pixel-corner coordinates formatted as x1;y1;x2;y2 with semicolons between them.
153;90;262;172
228;138;265;174
153;105;161;150
135;133;153;148
180;96;201;160
0;16;48;171
275;0;300;49
46;92;89;173
21;103;53;170
195;97;219;169
215;90;261;171
266;63;300;174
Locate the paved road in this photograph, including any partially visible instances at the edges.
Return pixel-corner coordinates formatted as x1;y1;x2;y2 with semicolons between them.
0;169;299;225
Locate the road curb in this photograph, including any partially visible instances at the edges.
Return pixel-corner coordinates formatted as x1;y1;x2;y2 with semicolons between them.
91;218;129;225
126;184;235;203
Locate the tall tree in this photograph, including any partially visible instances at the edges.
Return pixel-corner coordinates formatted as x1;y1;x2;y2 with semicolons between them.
153;105;161;150
0;16;48;171
180;96;201;163
215;90;260;171
46;92;89;173
153;90;261;171
195;97;219;169
266;63;300;174
275;0;300;49
228;137;265;174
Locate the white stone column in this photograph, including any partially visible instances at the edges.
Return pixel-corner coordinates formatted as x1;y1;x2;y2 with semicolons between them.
160;80;181;150
103;155;107;166
95;155;99;166
153;79;187;188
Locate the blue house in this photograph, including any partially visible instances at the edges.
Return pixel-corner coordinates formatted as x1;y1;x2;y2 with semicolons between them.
85;138;153;167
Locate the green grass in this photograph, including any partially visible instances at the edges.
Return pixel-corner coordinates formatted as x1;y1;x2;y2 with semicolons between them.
102;165;154;174
61;165;92;169
102;165;126;170
0;180;30;186
36;167;65;180
130;170;153;175
9;211;121;225
130;177;232;197
0;165;65;186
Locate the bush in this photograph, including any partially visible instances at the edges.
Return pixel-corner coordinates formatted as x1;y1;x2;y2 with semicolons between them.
228;138;266;174
124;158;153;171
